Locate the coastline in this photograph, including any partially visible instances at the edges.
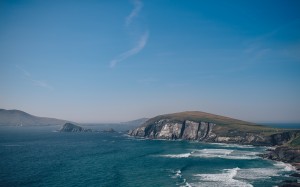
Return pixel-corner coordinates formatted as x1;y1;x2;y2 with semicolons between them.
129;134;300;186
259;146;300;186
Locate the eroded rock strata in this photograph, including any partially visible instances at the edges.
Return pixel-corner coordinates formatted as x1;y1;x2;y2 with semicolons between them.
129;118;299;146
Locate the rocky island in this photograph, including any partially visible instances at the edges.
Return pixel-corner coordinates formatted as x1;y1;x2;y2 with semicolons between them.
59;123;116;133
59;123;93;132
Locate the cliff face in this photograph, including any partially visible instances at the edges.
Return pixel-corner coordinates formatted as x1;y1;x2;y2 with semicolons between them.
271;131;299;145
130;119;216;141
129;119;268;145
128;112;300;146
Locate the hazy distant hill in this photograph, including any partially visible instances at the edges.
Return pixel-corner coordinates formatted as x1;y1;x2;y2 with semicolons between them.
0;109;71;126
118;118;149;130
85;118;149;132
121;118;149;126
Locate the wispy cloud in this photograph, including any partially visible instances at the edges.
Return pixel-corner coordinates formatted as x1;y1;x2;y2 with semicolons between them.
16;65;53;90
16;64;31;77
110;31;149;68
125;0;143;27
31;79;53;90
109;0;148;68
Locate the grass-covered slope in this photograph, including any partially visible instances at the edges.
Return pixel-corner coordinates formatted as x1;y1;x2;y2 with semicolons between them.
129;111;300;146
288;134;300;147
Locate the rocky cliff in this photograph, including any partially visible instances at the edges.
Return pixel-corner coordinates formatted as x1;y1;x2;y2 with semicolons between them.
129;119;216;140
128;111;300;146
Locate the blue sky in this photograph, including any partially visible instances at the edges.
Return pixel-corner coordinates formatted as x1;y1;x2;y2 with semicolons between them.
0;0;300;123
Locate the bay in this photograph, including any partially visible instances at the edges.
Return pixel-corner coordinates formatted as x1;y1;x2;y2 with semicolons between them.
0;126;296;187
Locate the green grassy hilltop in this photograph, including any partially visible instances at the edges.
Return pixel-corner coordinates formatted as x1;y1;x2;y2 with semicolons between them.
143;111;284;136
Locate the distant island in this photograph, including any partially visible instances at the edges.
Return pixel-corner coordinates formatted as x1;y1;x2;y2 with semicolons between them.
0;109;147;130
0;109;72;126
59;123;93;132
59;122;116;133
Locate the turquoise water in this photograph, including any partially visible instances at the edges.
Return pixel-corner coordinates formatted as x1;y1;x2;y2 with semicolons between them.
0;126;296;187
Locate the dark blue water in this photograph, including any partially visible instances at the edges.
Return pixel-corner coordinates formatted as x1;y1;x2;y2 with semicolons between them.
0;126;296;187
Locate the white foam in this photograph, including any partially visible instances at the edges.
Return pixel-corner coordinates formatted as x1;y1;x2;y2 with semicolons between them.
213;143;255;149
161;153;191;158
176;170;182;176
172;169;182;178
194;168;253;187
169;169;191;187
191;149;259;160
236;168;279;179
180;182;192;187
273;161;296;171
192;166;287;187
160;149;260;160
265;146;276;150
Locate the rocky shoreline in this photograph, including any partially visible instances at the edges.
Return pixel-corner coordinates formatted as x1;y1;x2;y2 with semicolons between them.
260;146;300;166
259;146;300;186
128;111;300;187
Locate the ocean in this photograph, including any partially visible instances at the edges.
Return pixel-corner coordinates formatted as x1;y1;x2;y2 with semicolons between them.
0;126;297;187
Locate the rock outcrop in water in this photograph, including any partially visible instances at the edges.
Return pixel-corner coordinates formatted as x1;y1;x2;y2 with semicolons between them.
128;111;300;146
59;123;92;132
59;123;117;133
102;128;116;133
260;146;300;163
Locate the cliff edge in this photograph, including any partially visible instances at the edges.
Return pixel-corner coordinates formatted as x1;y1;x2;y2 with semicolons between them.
128;111;300;146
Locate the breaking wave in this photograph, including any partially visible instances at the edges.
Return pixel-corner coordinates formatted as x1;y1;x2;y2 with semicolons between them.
212;143;255;149
273;161;296;171
162;153;191;158
169;169;191;187
194;167;253;187
187;165;294;187
160;149;259;160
